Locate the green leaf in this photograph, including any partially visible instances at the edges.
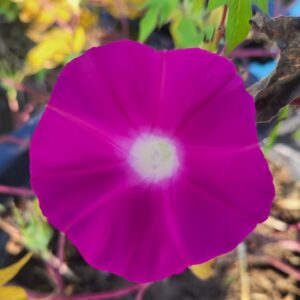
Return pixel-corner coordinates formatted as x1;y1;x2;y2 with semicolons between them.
171;15;204;48
158;0;179;26
191;0;205;13
139;6;159;42
0;253;32;286
292;129;300;140
264;106;289;153
13;200;53;256
263;122;280;153
203;24;215;41
226;0;252;54
139;0;180;42
207;0;227;10
252;0;268;13
0;0;19;22
208;0;269;53
0;286;28;300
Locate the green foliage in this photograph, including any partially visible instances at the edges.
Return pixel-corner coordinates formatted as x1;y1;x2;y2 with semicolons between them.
0;0;19;22
139;0;221;49
252;0;268;13
207;0;225;10
170;13;204;48
208;0;268;54
226;0;252;54
13;200;53;257
140;0;269;53
264;106;289;153
139;4;159;42
292;129;300;140
139;0;180;42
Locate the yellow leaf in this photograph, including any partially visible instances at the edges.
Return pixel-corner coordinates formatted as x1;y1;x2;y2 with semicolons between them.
101;0;145;19
0;253;32;286
79;8;98;29
73;27;86;53
24;26;86;74
18;0;40;23
15;0;76;34
190;259;215;280
0;286;28;300
66;0;81;13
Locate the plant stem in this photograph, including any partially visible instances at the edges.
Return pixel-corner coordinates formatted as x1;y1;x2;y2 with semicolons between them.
135;284;150;300
279;240;300;253
0;78;48;101
27;284;148;300
231;48;278;58
115;0;129;37
0;135;28;146
266;256;300;281
0;185;35;197
0;218;23;242
217;5;228;54
237;243;250;300
56;233;66;295
57;233;66;266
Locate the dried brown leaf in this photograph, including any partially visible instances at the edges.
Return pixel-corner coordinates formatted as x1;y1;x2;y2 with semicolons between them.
248;13;300;122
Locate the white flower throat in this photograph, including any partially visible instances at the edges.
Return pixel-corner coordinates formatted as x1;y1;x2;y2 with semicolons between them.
129;135;179;182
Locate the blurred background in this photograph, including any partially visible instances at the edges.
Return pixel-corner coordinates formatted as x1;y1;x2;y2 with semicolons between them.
0;0;299;299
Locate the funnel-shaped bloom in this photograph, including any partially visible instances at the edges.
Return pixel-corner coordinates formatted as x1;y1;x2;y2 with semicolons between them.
30;40;274;283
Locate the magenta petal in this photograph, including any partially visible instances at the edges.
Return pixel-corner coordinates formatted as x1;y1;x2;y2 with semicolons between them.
49;40;161;136
30;108;131;230
30;40;275;283
154;48;257;148
170;146;274;263
66;184;187;282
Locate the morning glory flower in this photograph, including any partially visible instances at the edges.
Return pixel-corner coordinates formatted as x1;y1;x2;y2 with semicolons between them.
30;40;274;283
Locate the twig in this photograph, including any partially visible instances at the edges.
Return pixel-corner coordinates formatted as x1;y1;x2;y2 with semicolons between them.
248;255;300;281
57;233;66;264
56;233;66;295
0;218;23;242
0;78;48;100
135;284;150;300
27;284;147;300
0;185;35;197
279;240;300;253
237;243;250;300
45;262;63;295
0;135;28;146
72;284;146;300
217;5;228;54
115;0;129;37
231;48;278;58
44;253;76;281
264;216;288;232
288;222;300;230
265;256;300;281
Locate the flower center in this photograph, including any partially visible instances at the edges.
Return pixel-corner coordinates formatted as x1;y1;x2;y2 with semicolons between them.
129;135;179;182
